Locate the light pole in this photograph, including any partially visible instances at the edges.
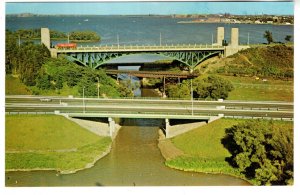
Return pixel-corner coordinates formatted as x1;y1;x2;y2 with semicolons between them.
117;34;119;49
160;32;162;46
163;76;166;98
18;34;21;47
97;77;100;99
190;69;194;116
247;32;250;45
82;86;85;113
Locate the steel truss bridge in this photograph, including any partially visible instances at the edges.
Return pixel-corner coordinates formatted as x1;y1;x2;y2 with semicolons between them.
56;44;225;69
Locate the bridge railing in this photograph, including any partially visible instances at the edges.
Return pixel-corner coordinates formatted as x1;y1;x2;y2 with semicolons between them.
57;43;225;51
58;110;219;118
5;111;293;121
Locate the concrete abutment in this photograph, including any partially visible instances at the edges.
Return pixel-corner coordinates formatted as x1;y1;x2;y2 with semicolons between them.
163;116;223;139
60;114;122;139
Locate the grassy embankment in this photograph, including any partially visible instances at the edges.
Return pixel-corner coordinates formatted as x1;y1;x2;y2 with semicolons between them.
5;74;79;96
5;115;111;173
164;118;293;185
5;75;31;95
198;45;293;101
225;76;293;101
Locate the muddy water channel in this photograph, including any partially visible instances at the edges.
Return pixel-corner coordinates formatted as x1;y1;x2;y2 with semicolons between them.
6;118;249;186
6;88;250;186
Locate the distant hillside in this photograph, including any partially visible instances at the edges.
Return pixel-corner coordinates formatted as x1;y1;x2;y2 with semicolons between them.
214;45;293;79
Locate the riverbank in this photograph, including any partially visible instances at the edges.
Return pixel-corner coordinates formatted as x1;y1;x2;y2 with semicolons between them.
177;21;293;26
5;115;112;174
6;144;111;174
157;118;253;184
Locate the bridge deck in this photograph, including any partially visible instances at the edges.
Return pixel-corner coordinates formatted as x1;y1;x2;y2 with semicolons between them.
57;44;225;53
105;70;199;78
65;112;212;120
5;96;294;120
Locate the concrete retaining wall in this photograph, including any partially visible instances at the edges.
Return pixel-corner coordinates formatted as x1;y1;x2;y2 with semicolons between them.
64;116;122;139
166;120;207;138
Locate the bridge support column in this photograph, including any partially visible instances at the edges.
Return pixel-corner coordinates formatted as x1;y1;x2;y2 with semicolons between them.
165;118;170;138
108;117;115;138
50;48;58;58
231;28;239;47
41;28;50;49
217;27;225;46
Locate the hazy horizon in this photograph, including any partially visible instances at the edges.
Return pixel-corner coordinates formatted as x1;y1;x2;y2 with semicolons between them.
6;1;294;16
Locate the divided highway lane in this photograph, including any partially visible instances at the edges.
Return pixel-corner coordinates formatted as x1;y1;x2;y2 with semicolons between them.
5;103;293;118
5;95;294;110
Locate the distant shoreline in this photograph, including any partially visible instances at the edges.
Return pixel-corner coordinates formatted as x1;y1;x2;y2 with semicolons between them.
177;21;293;26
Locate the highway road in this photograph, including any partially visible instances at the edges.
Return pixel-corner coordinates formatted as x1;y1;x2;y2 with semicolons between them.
5;95;294;119
5;95;293;109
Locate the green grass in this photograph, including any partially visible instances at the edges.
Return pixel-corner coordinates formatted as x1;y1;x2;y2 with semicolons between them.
5;115;111;172
165;118;293;185
5;74;79;96
223;76;293;101
171;119;239;159
5;75;31;95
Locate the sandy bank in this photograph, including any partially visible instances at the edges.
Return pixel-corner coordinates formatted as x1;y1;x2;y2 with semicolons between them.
157;129;184;160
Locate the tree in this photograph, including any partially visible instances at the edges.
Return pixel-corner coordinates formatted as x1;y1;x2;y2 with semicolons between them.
36;74;51;90
5;30;19;74
263;30;273;44
17;41;50;85
77;69;99;97
285;35;292;42
166;80;191;99
118;81;134;97
69;31;101;42
194;75;234;100
119;79;140;96
222;120;293;185
55;77;63;90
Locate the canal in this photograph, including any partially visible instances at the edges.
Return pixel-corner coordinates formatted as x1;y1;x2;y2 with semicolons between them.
5;88;250;186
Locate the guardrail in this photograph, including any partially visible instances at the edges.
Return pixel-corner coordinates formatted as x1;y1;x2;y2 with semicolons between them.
57;44;225;52
224;115;293;121
5;111;294;121
6;112;54;115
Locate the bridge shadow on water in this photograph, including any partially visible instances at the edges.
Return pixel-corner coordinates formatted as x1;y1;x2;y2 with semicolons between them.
121;118;163;127
73;117;164;127
73;117;207;127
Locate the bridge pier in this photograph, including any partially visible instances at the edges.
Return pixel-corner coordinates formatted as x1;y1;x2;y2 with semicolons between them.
108;117;116;138
41;28;50;49
108;117;122;139
50;48;58;58
165;118;170;138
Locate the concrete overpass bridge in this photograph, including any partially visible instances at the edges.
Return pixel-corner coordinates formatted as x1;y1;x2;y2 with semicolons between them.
41;27;249;69
6;95;293;138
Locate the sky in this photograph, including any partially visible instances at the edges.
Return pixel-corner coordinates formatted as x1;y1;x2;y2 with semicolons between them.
5;0;294;15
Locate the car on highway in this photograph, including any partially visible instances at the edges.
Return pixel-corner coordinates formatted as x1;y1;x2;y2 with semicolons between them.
40;98;52;102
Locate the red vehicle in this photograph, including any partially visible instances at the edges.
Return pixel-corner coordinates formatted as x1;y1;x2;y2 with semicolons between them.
56;43;77;49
